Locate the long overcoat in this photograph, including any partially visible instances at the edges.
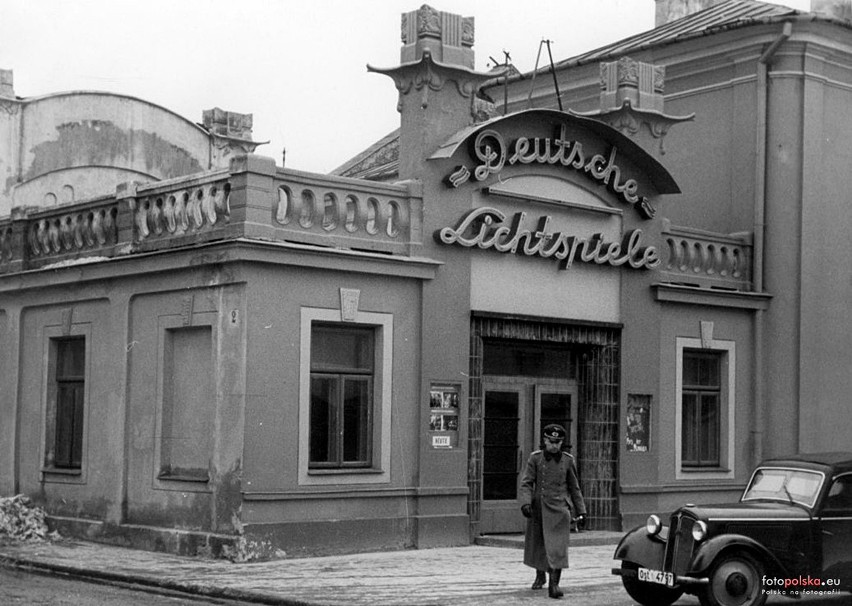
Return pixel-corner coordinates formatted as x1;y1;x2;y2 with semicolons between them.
518;450;586;570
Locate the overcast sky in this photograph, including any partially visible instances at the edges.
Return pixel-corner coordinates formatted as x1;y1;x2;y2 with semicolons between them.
0;0;811;174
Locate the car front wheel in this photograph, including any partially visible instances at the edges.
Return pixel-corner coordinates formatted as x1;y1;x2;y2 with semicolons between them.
620;562;684;606
700;551;766;606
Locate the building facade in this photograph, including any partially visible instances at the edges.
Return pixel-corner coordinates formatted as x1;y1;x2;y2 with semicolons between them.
0;0;850;558
505;0;852;525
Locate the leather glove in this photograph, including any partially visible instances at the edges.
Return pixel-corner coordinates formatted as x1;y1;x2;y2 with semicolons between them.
521;504;532;518
576;514;586;529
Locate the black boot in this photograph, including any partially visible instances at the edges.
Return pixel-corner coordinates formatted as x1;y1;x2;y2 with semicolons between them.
548;568;564;599
531;570;546;590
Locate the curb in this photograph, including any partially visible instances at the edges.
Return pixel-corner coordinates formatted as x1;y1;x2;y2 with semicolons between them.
0;553;313;606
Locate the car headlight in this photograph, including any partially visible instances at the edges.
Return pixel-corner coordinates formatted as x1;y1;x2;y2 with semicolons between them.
646;514;662;536
691;520;708;542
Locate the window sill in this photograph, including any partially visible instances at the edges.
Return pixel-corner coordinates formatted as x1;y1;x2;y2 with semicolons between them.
41;467;85;484
41;467;82;476
308;467;384;476
157;472;210;483
675;466;735;481
680;467;731;473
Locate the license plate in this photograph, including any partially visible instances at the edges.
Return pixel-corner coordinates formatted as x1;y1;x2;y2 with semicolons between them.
638;567;675;587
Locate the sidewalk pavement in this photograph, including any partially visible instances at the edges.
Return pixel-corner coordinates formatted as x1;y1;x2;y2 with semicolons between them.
0;531;625;606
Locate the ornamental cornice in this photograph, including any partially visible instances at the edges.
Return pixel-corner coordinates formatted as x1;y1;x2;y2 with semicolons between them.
369;50;502;118
570;102;694;155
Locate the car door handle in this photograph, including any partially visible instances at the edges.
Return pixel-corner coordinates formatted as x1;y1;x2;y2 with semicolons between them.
822;530;834;536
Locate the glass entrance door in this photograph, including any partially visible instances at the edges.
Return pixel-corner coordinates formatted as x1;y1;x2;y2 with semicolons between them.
480;379;577;534
481;383;526;533
536;385;578;456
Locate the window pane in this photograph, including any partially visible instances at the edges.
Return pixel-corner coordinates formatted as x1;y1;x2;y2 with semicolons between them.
826;477;852;512
699;356;720;387
682;392;697;465
55;383;84;469
540;393;571;445
311;326;373;372
483;341;574;379
342;378;370;463
57;338;85;378
700;394;720;464
683;354;699;385
684;351;720;388
310;376;338;464
483;391;519;500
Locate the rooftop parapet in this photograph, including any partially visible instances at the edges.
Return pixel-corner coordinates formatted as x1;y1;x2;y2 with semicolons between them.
0;155;424;275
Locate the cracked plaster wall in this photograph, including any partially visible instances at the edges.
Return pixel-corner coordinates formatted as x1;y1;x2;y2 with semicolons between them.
1;92;217;215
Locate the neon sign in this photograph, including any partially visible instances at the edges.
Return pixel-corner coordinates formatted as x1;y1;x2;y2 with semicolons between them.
444;125;657;219
437;207;660;270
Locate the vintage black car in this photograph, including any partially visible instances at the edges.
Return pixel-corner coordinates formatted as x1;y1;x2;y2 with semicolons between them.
612;452;852;606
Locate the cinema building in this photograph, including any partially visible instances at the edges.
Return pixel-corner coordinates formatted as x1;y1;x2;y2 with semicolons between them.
1;0;851;557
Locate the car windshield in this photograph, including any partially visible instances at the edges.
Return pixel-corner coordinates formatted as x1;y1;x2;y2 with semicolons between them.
742;467;824;508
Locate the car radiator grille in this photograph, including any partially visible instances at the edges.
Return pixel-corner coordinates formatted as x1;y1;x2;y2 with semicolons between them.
664;512;696;576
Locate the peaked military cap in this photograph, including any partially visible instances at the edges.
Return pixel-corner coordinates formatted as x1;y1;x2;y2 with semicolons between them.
542;424;566;440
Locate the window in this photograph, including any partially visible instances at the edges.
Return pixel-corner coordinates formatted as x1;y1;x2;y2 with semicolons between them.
309;324;374;468
47;338;86;470
675;335;735;480
298;307;393;485
681;351;721;467
824;474;852;514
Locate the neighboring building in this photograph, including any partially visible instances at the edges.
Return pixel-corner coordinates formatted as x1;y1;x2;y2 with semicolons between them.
0;0;850;559
0;69;260;217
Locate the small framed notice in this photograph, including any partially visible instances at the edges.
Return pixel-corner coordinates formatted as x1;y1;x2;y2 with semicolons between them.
429;383;460;448
432;435;451;448
626;394;651;453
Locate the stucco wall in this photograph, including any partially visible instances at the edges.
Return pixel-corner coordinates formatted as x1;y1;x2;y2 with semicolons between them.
619;301;755;525
17;299;123;522
771;36;852;453
125;283;245;533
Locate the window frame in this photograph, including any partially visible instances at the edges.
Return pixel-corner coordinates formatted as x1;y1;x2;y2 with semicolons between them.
675;336;735;480
309;324;375;468
41;325;92;483
681;351;722;468
299;307;393;486
52;338;86;470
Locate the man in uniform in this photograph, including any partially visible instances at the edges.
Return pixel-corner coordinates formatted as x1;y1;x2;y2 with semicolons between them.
519;424;587;599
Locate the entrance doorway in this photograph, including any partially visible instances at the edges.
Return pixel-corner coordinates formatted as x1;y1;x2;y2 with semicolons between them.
480;377;577;534
469;317;622;535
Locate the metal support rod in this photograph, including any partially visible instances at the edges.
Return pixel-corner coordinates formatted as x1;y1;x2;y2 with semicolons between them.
526;40;545;109
545;39;563;111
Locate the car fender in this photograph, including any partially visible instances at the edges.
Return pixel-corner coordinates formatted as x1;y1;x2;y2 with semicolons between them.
614;524;667;567
689;534;789;577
